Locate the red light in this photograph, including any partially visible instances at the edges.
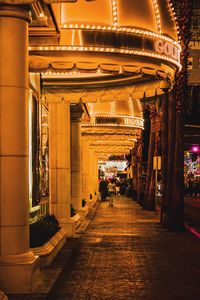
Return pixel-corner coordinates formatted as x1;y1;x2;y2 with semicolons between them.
191;146;199;152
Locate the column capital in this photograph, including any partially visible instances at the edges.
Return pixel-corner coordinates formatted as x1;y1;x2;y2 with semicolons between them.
70;104;84;122
0;3;31;22
0;0;34;4
0;0;77;4
44;1;78;3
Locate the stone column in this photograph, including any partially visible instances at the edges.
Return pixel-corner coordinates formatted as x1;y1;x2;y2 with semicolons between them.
0;5;39;293
82;138;91;201
94;152;99;196
49;101;71;227
70;104;83;211
89;148;96;199
144;106;156;209
91;151;99;201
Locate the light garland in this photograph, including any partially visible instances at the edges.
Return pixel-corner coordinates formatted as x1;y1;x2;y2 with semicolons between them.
82;123;144;129
29;45;181;70
111;102;115;115
152;0;162;33
82;119;144;129
60;23;181;48
92;114;144;121
128;96;134;116
111;0;118;27
137;101;143;118
168;0;181;43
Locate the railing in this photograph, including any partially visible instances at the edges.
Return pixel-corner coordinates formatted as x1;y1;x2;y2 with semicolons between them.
29;198;49;223
40;198;49;217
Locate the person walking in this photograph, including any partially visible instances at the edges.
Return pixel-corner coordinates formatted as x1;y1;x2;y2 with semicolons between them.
99;178;108;201
108;179;116;206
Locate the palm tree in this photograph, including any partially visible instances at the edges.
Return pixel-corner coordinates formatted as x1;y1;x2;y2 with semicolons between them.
168;0;193;230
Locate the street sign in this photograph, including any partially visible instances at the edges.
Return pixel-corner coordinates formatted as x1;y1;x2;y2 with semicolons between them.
153;156;161;170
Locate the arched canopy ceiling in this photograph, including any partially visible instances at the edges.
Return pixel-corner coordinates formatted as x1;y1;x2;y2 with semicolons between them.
26;0;181;102
88;98;142;118
7;0;181;102
59;0;178;41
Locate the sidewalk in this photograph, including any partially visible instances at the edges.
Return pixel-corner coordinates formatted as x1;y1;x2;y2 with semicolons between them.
10;197;200;300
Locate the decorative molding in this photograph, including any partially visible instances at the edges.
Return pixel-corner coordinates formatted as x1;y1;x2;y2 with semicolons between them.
29;28;181;70
44;0;77;3
70;104;84;121
0;4;31;22
0;0;34;3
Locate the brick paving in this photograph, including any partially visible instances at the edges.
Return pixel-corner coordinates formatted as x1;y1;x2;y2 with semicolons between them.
10;197;200;300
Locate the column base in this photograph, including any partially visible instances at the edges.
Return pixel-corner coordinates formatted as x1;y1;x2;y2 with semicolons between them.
87;194;97;208
59;214;81;236
31;229;67;269
0;252;40;294
77;205;89;220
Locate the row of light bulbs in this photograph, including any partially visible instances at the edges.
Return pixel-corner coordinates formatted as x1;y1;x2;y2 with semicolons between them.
112;0;118;27
152;0;162;34
92;114;144;122
60;23;181;48
168;0;181;43
82;123;144;129
128;98;134;115
111;102;115;115
29;45;181;70
41;71;82;76
81;123;144;129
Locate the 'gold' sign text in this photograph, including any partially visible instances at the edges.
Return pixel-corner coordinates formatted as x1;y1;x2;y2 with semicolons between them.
154;40;179;61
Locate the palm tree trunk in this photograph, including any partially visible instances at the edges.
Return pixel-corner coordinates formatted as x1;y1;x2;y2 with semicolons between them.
171;110;185;230
144;106;156;209
169;0;192;231
160;93;168;223
163;91;176;225
131;154;137;201
146;109;161;210
136;138;144;206
137;162;144;206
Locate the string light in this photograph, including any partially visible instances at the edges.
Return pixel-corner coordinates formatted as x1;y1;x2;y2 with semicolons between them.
128;97;134;116
82;122;144;129
168;0;180;43
111;102;115;115
29;45;181;70
59;24;181;49
111;0;118;27
152;0;162;33
92;114;144;121
81;115;144;130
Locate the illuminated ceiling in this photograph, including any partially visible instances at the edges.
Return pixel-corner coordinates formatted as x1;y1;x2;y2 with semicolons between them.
26;0;181;157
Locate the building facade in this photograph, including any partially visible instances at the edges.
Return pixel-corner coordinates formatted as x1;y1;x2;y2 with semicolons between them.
0;0;182;294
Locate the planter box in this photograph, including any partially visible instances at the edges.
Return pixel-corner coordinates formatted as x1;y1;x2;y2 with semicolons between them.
87;199;95;209
31;228;67;269
77;205;89;220
71;213;81;229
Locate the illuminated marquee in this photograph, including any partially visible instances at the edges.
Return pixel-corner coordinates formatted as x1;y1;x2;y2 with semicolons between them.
154;40;179;61
30;29;181;69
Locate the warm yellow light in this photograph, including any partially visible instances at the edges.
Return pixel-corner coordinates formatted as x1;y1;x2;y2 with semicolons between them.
29;42;181;70
60;24;180;48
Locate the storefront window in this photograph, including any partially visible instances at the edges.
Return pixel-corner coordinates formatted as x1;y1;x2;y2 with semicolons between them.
40;106;49;197
184;150;200;197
